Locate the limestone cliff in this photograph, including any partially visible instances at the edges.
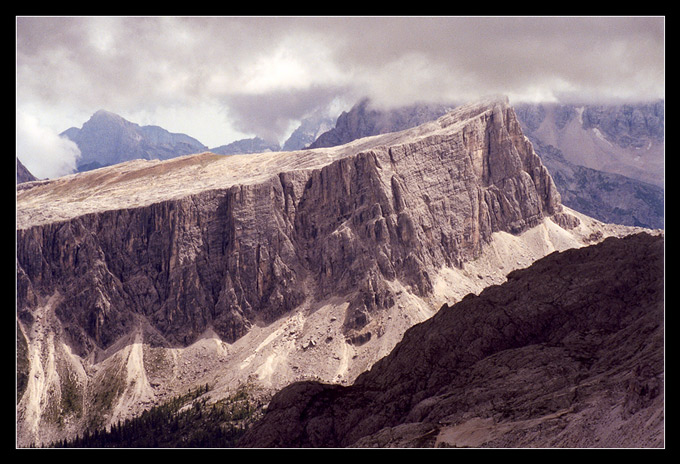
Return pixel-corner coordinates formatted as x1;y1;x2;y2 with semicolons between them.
17;97;561;349
16;97;645;446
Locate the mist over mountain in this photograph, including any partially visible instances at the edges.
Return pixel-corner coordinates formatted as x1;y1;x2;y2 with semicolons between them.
54;109;334;172
282;114;335;151
16;15;665;449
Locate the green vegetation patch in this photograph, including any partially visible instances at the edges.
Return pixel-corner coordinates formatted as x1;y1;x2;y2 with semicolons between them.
86;357;127;430
50;382;269;448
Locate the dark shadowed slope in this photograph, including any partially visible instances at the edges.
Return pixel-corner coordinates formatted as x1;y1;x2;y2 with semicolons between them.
239;232;664;448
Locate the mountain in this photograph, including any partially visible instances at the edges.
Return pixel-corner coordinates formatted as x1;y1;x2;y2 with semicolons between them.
210;136;280;155
16;97;650;447
514;102;664;230
527;139;664;229
50;100;666;230
61;110;209;172
58;110;326;173
282;114;335;151
239;232;664;448
17;157;38;183
308;98;455;149
304;99;664;230
514;101;664;187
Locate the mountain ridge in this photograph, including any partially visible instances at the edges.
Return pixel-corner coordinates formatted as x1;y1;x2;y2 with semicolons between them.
16;97;656;447
514;101;664;188
308;98;454;149
56;109;337;175
28;98;663;232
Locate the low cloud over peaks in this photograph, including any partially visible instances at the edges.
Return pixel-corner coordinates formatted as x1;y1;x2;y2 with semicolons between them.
17;111;81;179
16;16;664;150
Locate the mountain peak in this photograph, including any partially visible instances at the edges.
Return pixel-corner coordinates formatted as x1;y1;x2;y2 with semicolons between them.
60;110;207;172
89;109;127;123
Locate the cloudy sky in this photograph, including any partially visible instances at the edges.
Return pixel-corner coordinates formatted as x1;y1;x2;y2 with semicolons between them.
16;16;664;179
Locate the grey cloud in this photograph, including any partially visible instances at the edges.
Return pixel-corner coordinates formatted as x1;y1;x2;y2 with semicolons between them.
16;16;664;143
222;85;354;143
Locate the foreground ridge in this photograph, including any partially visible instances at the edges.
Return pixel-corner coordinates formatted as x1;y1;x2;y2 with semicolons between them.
239;233;664;448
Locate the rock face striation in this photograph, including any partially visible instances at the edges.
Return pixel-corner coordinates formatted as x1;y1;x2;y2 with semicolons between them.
239;233;664;448
16;97;646;446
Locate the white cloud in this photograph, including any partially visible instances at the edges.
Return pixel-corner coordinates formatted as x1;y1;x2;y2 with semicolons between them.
16;110;81;179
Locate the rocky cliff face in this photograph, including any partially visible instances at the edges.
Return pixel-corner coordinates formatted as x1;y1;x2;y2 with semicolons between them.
16;97;645;446
18;97;564;350
239;232;664;448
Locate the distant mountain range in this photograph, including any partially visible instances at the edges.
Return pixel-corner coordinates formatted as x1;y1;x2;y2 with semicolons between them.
514;101;664;229
51;109;338;174
59;110;208;172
